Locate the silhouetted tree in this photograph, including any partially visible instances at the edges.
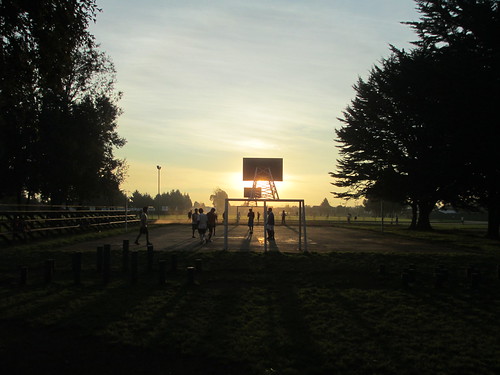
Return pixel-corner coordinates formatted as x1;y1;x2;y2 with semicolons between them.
332;0;500;233
130;190;154;209
0;0;125;204
407;0;500;237
210;187;229;211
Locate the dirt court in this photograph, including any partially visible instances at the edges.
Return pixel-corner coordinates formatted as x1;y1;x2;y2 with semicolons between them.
65;223;460;254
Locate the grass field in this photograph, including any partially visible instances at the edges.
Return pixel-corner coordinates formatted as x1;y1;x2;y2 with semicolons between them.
1;226;500;374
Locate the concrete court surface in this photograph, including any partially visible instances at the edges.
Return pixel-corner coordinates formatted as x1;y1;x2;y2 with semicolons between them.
66;223;459;254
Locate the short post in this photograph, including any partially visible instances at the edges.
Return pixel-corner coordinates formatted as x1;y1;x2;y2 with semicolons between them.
72;252;82;285
44;259;55;284
147;244;154;272
195;259;202;273
131;251;138;284
471;269;481;290
401;269;411;288
170;253;177;273
434;265;448;288
96;246;103;273
103;244;111;285
159;260;166;285
19;266;28;286
378;264;386;276
122;240;129;272
408;264;416;283
186;266;195;285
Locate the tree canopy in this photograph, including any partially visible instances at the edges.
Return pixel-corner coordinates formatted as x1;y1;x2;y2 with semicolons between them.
0;0;126;205
331;0;500;236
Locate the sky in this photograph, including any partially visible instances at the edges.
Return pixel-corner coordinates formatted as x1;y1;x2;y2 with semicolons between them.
89;0;420;207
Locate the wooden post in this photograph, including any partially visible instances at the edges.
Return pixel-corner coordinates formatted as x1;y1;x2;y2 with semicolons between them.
147;244;154;272
72;252;82;285
103;244;111;285
159;260;166;285
122;240;129;272
378;264;386;276
44;259;55;284
187;266;195;285
195;259;202;273
19;266;28;286
170;254;177;273
96;246;103;273
131;251;138;284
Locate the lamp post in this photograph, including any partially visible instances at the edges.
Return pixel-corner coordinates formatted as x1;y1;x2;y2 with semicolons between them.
156;165;161;219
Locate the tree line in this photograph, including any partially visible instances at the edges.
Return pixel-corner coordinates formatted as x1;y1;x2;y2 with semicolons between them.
331;0;499;237
1;0;125;205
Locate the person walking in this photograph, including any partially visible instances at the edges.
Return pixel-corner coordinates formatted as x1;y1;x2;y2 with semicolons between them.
247;208;255;234
191;208;199;238
281;210;286;225
197;208;208;244
266;207;275;240
135;206;151;245
207;207;217;241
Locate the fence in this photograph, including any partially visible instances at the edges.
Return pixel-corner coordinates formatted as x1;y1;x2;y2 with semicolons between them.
0;204;139;244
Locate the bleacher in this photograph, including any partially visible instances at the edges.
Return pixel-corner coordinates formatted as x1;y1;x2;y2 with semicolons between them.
0;205;140;244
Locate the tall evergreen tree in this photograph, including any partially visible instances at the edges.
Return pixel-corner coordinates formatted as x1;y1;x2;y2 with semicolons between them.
0;0;126;204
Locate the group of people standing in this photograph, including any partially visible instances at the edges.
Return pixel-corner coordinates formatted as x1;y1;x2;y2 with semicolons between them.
135;205;284;247
247;207;275;240
189;208;217;244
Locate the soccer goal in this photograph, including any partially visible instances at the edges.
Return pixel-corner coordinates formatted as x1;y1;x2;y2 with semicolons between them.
222;198;308;252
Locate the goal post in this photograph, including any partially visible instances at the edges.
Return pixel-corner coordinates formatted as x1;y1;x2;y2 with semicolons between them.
223;198;308;252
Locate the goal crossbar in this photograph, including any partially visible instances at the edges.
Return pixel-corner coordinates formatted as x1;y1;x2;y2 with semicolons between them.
223;198;308;252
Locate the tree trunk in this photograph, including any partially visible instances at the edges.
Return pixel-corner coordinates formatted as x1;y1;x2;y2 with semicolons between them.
486;198;500;239
416;201;434;230
409;201;418;230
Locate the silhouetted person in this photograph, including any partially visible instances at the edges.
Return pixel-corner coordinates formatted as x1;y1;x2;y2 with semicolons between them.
197;208;208;244
281;210;286;225
188;210;192;221
266;207;275;240
207;207;217;241
257;211;261;223
247;208;255;234
191;208;199;238
135;206;151;245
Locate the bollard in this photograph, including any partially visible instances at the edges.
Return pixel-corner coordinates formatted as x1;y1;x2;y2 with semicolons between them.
408;264;416;283
471;270;481;290
147;244;154;272
401;269;411;288
170;254;178;273
19;266;28;286
378;264;386;276
195;259;202;273
72;252;82;285
434;265;448;288
466;264;475;279
159;260;166;285
103;245;111;285
96;246;103;273
187;266;195;285
44;259;55;284
131;251;139;284
122;240;130;272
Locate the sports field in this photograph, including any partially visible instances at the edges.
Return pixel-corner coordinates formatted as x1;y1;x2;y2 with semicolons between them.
1;224;499;374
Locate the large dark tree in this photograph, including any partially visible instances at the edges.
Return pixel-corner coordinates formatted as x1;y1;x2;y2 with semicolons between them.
332;0;499;234
332;47;465;230
408;0;500;237
0;0;126;205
